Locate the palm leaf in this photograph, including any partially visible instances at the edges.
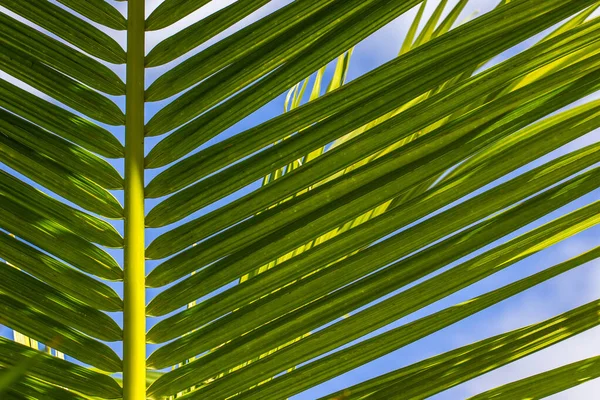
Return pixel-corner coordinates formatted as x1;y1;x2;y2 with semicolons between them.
1;0;600;399
0;0;126;395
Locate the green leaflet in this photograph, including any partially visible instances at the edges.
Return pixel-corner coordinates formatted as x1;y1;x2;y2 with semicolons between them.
144;0;597;170
0;0;126;64
0;13;125;95
236;52;353;292
146;0;271;67
541;4;600;44
482;5;600;103
146;174;600;395
432;0;470;38
147;104;599;294
0;44;125;126
0;231;122;312
176;57;354;391
0;296;122;372
5;376;87;400
150;185;600;373
0;345;41;397
0;266;122;341
0;338;122;398
223;62;338;379
146;64;600;231
146;103;600;339
146;0;336;89
149;126;598;343
0;80;124;158
399;0;427;56
55;0;127;31
196;246;600;400
146;53;353;261
146;164;600;373
247;50;354;255
2;391;24;399
0;135;124;220
145;0;388;132
0;172;123;248
0;198;122;281
147;116;600;315
412;0;448;49
144;10;600;212
145;45;600;274
468;355;600;399
322;299;600;400
146;0;211;31
0;110;123;190
445;104;600;183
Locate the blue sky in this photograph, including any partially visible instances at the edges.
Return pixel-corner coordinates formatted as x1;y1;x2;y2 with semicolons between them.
1;0;600;398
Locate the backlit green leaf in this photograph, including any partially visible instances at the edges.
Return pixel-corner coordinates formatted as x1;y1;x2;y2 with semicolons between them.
0;0;126;63
55;0;127;31
0;80;124;158
0;13;125;95
0;338;122;398
0;295;122;372
0;231;122;311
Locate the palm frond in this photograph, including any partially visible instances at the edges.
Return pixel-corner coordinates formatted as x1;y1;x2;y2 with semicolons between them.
1;0;599;399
